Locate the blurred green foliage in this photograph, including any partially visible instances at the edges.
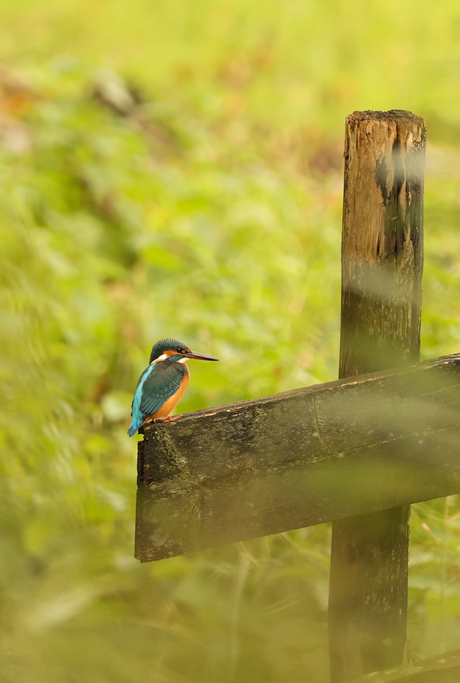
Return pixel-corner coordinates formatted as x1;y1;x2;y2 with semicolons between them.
1;1;460;681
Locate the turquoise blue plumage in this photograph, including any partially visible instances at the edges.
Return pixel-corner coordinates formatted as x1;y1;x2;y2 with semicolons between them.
128;338;219;437
128;360;187;436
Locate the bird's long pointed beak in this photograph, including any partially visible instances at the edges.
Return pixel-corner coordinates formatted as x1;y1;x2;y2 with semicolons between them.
182;350;219;361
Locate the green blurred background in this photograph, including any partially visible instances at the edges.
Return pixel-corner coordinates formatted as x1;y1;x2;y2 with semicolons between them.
1;1;460;681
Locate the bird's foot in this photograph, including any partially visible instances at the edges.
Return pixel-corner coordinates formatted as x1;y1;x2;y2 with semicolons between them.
141;415;182;430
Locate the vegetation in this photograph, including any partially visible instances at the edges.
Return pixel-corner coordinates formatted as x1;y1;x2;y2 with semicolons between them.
1;1;460;681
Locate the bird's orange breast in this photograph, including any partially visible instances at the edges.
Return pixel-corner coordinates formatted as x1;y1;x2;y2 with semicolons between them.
150;371;190;419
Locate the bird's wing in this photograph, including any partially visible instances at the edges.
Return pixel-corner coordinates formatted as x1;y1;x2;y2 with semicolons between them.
139;363;184;415
128;363;186;437
130;364;156;429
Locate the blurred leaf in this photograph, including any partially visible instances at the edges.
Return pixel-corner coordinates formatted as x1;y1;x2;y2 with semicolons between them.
0;6;459;680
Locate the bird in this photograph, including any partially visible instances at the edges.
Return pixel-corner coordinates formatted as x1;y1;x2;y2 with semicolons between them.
128;338;219;437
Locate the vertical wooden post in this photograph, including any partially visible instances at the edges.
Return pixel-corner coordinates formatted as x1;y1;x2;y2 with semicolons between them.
328;111;426;681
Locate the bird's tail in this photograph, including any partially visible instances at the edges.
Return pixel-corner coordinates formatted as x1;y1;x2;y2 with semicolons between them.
127;418;140;437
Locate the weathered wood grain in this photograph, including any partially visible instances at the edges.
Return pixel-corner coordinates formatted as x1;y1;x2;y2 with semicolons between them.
135;353;460;562
339;109;425;377
329;110;426;681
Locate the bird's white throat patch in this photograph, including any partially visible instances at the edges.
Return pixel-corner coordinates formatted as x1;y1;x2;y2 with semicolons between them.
150;353;168;365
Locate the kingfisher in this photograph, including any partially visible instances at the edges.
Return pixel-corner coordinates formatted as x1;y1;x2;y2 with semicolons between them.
128;338;219;437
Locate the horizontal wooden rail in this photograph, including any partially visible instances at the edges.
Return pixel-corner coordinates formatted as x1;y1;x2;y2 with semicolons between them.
135;353;460;562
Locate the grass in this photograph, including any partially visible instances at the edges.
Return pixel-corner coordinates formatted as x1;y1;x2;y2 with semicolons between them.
1;1;460;681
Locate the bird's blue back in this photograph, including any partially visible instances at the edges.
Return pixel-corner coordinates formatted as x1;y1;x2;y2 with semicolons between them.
128;358;188;436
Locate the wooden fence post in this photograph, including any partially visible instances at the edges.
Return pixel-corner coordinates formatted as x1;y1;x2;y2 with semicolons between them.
328;111;426;681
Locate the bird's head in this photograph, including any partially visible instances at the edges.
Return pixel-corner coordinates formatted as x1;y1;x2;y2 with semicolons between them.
149;338;219;364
